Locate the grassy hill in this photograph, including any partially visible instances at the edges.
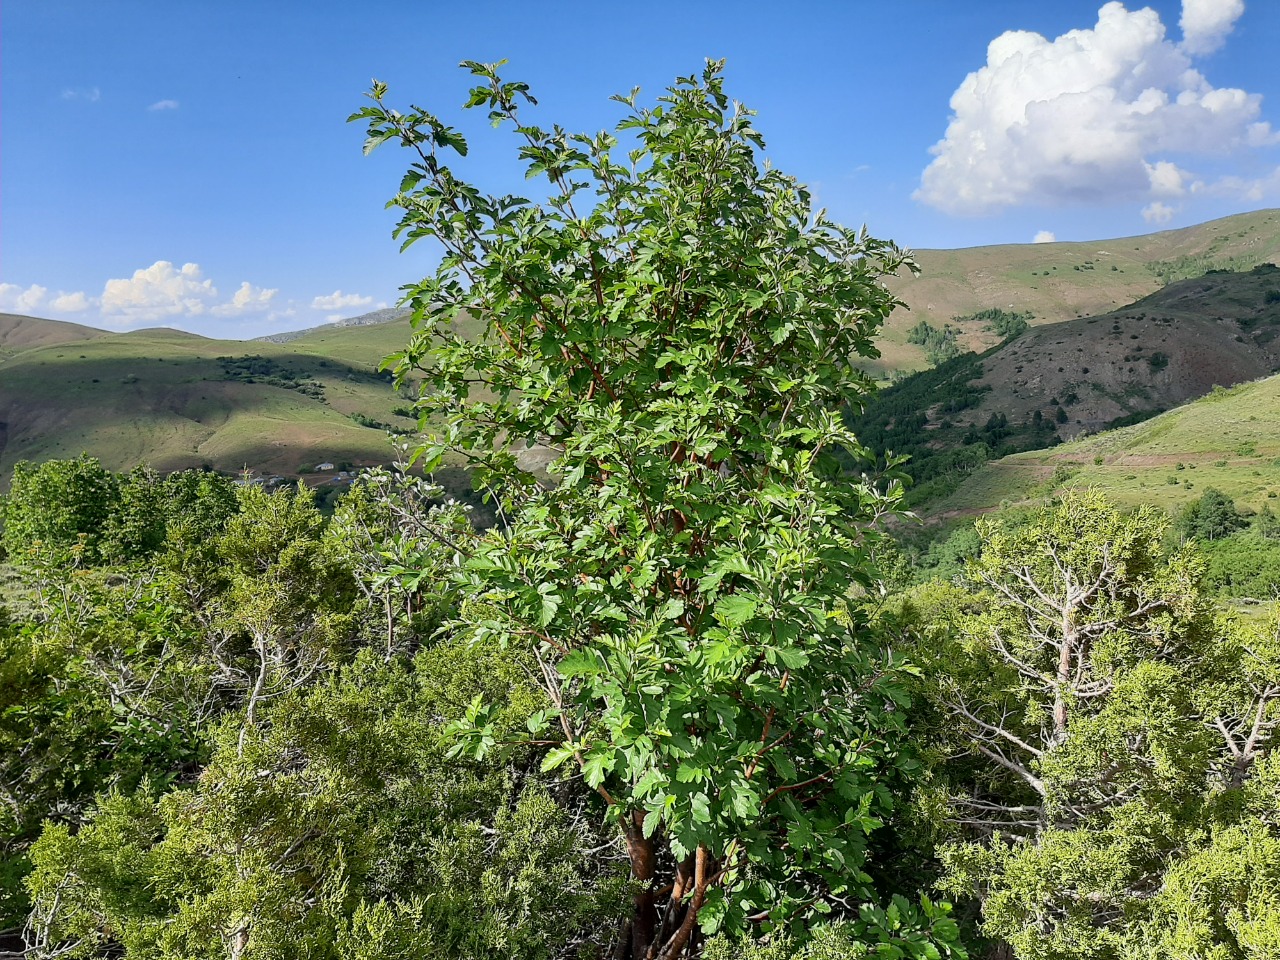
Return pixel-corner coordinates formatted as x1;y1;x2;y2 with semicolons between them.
255;306;411;345
853;264;1280;506
0;318;417;487
944;262;1280;434
281;316;416;369
0;313;107;361
920;371;1280;523
876;208;1280;375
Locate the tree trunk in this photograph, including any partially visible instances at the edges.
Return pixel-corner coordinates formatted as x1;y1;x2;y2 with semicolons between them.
623;811;658;959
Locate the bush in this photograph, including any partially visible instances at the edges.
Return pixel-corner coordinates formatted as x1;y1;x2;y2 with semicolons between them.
951;308;1031;340
906;320;962;365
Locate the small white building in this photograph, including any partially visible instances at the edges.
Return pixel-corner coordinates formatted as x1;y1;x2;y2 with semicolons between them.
316;462;335;471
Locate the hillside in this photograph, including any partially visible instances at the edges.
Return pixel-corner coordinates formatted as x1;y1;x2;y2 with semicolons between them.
5;212;1279;490
0;313;107;360
852;263;1280;506
876;207;1280;375
255;306;411;344
0;318;416;487
922;370;1280;523
952;262;1280;433
281;315;416;369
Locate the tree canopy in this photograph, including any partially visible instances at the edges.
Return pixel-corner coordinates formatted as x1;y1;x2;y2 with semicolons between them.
351;58;958;959
902;490;1280;960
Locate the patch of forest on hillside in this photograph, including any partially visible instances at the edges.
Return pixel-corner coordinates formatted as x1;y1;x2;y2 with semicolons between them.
849;349;1064;507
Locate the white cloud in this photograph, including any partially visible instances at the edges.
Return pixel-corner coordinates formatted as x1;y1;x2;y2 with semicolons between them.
0;284;94;317
1200;164;1280;201
211;281;278;316
50;291;91;313
1033;230;1057;243
916;2;1274;216
0;283;49;314
1180;0;1245;55
1142;200;1177;223
1146;159;1192;196
100;261;218;324
311;290;373;312
60;87;101;102
3;265;289;331
147;99;180;112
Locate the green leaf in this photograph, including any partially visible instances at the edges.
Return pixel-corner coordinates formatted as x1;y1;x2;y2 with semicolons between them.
540;744;576;772
690;792;712;823
558;651;600;678
675;761;704;783
713;593;757;628
582;746;616;788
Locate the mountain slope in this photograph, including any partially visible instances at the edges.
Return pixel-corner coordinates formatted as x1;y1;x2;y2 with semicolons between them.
851;264;1280;507
4;211;1279;488
876;208;1280;374
0;323;414;486
962;262;1280;434
925;371;1280;523
0;313;107;359
255;307;411;344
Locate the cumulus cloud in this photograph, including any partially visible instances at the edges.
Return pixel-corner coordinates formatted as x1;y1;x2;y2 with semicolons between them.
0;284;93;316
211;281;278;316
100;261;218;323
1142;200;1178;223
1206;165;1280;201
2;265;286;330
311;290;373;312
0;283;50;314
147;99;180;111
1146;160;1191;196
49;291;91;313
1180;0;1245;55
915;1;1276;217
1033;230;1057;243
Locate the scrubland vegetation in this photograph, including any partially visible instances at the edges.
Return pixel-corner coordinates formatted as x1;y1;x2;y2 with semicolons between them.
0;61;1277;960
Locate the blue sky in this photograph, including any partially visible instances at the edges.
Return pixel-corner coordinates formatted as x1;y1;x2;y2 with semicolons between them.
3;0;1278;338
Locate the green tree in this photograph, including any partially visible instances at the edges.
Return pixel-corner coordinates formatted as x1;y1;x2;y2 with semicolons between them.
905;320;962;366
1;460;239;572
1178;487;1247;542
949;307;1031;340
354;59;945;957
907;491;1280;959
209;483;361;736
8;476;451;953
99;465;170;562
0;577;211;933
24;646;629;960
1;455;119;566
324;466;474;658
